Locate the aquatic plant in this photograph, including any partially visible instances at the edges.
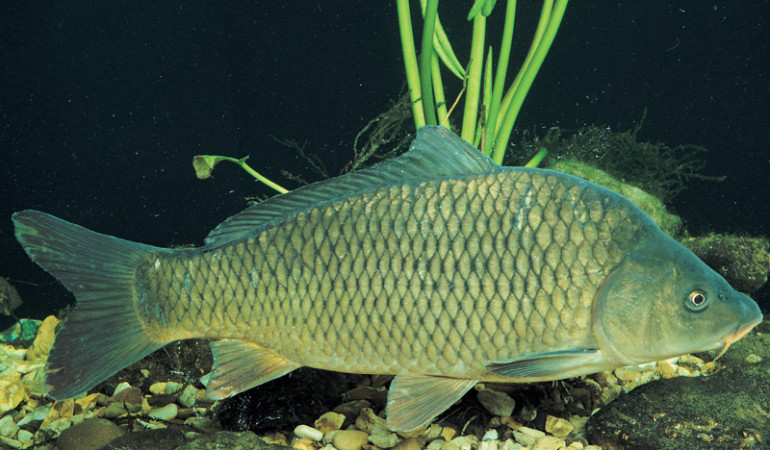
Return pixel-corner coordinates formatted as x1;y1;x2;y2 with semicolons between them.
513;115;724;203
397;0;568;164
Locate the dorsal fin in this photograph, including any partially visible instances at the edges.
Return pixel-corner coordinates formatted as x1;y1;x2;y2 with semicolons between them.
204;126;499;247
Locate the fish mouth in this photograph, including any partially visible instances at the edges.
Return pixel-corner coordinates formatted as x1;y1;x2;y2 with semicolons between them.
713;312;763;361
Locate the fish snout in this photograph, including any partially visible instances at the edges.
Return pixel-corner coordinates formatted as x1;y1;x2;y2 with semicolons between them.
715;297;763;360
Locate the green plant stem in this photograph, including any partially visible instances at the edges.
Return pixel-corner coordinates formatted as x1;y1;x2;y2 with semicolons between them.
431;53;448;124
420;0;440;126
493;0;568;164
396;0;425;129
485;0;516;159
461;13;486;142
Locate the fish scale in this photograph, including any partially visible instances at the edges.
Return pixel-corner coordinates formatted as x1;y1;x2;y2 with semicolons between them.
137;167;640;380
13;126;762;432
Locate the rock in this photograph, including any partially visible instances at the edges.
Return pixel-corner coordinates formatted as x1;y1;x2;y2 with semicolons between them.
391;437;422;450
0;380;27;415
184;417;216;432
294;424;323;441
17;429;33;444
314;411;345;434
0;435;21;449
26;316;58;361
102;428;186;449
477;386;516;417
112;382;133;396
449;435;479;450
332;430;369;450
0;414;19;438
56;418;124;450
586;329;770;449
368;428;399;448
148;403;178;421
531;435;564;450
178;384;205;408
511;426;544;447
544;415;573;439
149;382;167;395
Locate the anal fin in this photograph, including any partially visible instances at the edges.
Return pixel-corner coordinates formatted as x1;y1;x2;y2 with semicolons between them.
205;339;299;399
386;374;477;432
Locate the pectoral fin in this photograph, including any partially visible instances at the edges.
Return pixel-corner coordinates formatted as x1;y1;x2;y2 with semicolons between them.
486;349;610;380
386;374;477;432
206;339;299;399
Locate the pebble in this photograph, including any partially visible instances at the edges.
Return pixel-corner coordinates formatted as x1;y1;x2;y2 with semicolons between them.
511;426;545;447
314;411;346;434
480;439;499;450
16;429;33;444
499;439;522;450
290;437;316;450
0;414;19;437
178;384;204;408
449;435;479;450
425;439;445;450
56;418;124;450
112;382;133;396
148;403;178;421
294;424;323;441
440;426;457;441
482;430;498;441
183;417;215;432
0;380;28;415
531;435;565;450
391;437;422;450
477;386;516;417
544;415;574;439
331;429;369;450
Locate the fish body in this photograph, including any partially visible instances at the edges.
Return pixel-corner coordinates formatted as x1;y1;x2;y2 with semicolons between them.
13;127;762;431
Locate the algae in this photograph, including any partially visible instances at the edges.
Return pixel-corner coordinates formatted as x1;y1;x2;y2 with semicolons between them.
682;234;770;294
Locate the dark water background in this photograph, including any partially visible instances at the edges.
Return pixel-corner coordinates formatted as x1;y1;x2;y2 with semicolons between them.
1;1;768;328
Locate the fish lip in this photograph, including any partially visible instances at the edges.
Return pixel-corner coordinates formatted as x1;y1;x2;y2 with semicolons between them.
713;312;763;360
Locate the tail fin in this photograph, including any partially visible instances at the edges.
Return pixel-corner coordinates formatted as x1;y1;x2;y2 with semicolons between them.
13;210;166;399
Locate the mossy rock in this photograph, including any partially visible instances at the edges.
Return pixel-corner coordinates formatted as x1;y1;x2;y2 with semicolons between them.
682;234;770;294
549;160;682;237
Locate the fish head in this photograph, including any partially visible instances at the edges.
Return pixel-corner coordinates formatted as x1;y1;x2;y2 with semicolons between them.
593;232;762;366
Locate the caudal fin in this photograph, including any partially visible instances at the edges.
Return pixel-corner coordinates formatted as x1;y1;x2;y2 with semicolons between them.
13;210;166;399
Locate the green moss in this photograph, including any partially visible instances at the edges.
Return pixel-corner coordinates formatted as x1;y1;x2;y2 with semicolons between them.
681;234;770;294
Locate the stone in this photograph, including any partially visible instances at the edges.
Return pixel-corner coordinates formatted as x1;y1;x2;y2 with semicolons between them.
368;428;399;448
148;403;178;421
0;414;19;438
102;428;185;450
178;384;205;408
0;380;27;415
112;382;133;396
184;417;216;432
56;418;124;450
477;386;516;417
586;330;770;449
531;435;565;450
149;382;168;395
290;437;315;450
544;415;574;439
390;437;422;450
511;426;544;447
16;429;33;445
165;381;184;394
314;411;346;434
294;424;323;441
449;435;479;450
331;430;369;450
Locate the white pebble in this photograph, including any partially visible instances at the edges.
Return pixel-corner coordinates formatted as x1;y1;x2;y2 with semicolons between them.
113;382;133;396
294;424;323;441
482;429;499;441
511;426;545;447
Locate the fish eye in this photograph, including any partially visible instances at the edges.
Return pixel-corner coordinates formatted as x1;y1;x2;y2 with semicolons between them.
686;289;708;311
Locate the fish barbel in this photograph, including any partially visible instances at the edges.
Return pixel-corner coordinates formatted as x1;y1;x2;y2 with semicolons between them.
13;126;762;431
